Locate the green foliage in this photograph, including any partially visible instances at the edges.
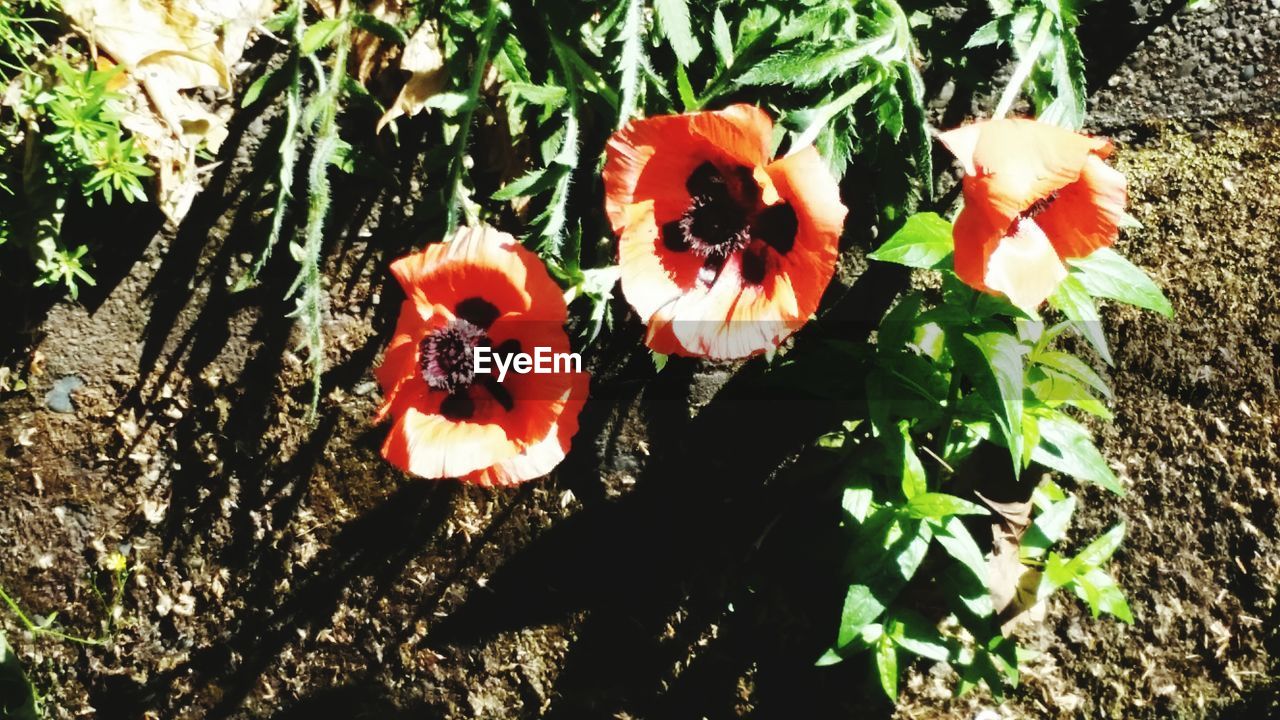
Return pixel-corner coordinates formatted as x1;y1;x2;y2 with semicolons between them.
813;206;1154;698
0;632;39;720
970;0;1093;127
0;53;152;297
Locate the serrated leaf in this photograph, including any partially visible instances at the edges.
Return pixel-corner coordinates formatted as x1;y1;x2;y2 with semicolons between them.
351;12;408;45
654;0;700;65
1068;248;1173;317
966;19;1001;48
1047;274;1113;365
1032;413;1124;495
712;8;734;68
492;167;551;201
301;18;343;54
508;82;568;108
736;40;880;88
869;212;953;269
674;63;696;111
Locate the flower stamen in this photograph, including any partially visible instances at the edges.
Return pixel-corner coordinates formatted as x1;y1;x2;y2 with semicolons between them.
420;319;488;394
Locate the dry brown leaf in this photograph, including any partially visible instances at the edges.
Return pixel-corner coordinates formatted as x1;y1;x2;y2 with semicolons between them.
977;491;1045;633
62;0;274;222
376;20;445;134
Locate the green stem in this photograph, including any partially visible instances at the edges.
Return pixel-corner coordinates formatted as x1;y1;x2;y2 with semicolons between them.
292;25;349;420
992;10;1053;120
443;0;500;237
0;583;100;646
243;0;305;287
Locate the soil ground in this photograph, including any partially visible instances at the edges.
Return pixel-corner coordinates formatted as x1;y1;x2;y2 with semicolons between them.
1;1;1278;719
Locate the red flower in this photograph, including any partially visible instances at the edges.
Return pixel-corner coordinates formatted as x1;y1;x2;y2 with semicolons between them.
938;118;1128;311
375;226;588;486
604;104;847;359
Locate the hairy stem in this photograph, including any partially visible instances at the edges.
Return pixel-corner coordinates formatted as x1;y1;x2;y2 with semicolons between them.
443;0;500;237
993;10;1053;120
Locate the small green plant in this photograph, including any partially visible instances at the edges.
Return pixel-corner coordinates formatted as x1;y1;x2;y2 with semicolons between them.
1;54;153;297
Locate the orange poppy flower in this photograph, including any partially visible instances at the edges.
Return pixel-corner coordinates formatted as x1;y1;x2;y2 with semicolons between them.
604;104;847;359
374;226;589;486
938;118;1127;311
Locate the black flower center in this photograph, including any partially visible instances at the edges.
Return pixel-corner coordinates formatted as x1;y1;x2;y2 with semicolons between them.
417;305;522;420
1022;191;1059;220
659;161;800;286
420;319;488;394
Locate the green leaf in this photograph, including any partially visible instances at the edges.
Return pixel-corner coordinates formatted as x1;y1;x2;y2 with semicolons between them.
301;18;344;54
674;63;696;111
966;19;1001;48
241;66;283;107
1023;493;1076;553
933;516;988;583
907;493;990;520
838;584;886;648
877;293;921;355
1034;350;1111;399
508;82;568;108
1029;368;1113;419
1047;274;1112;365
1070;522;1126;571
735;41;879;88
712;9;734;68
897;426;928;501
888;610;950;662
1076;567;1133;622
869;212;953;269
0;632;38;720
875;637;900;700
950;332;1026;473
492;167;553;201
1032;413;1124;495
351;11;408;45
1068;248;1173;317
654;0;700;65
842;487;875;523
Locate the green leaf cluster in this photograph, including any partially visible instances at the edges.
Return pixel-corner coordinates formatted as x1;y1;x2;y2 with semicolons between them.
0;54;153;297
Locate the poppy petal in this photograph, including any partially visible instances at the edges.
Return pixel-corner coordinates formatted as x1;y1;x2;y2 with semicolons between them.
654;254;796;359
381;403;518;479
687;104;774;169
1035;154;1127;259
761;147;846;321
940;118;1112;222
463;372;589;486
374;300;443;423
617;201;706;323
982;218;1068;313
605;104;774;232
